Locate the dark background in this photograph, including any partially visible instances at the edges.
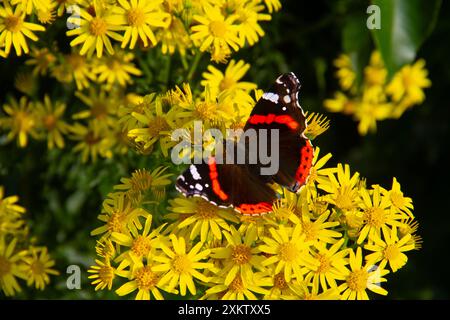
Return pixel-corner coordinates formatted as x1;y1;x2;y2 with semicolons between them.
0;0;449;299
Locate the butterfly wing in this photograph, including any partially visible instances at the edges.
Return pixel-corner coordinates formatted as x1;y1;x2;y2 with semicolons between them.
176;153;277;215
243;72;314;192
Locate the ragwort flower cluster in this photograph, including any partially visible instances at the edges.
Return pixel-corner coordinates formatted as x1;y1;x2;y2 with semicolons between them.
89;69;421;299
0;186;59;297
324;51;431;135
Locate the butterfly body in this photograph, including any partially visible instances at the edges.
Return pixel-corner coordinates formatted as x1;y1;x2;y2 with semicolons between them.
176;72;313;215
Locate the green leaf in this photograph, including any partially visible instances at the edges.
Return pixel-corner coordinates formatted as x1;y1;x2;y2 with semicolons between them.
342;13;372;86
371;0;441;76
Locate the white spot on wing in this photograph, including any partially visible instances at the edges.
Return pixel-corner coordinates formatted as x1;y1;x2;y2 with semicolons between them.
262;92;279;103
195;183;203;191
189;165;201;180
283;95;291;104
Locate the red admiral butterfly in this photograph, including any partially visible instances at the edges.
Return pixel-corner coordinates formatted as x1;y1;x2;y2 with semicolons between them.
175;72;313;216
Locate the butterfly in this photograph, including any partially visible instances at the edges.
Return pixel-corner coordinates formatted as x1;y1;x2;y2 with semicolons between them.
175;72;313;216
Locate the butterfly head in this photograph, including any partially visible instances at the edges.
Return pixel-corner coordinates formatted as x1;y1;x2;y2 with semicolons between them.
274;72;301;97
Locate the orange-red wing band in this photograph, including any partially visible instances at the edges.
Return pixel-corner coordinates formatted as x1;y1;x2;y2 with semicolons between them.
236;202;273;215
208;157;229;201
295;140;313;185
248;114;299;130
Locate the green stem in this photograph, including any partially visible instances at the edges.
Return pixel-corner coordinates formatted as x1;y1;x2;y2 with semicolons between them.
187;51;202;82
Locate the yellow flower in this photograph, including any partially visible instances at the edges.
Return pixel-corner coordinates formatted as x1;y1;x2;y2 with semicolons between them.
88;258;115;291
304;238;349;291
304;112;330;140
386;59;431;104
339;247;389;300
365;226;415;273
0;187;26;235
20;246;59;290
318;163;360;213
114;167;173;203
116;259;175;300
202;273;270;300
91;192;150;239
383;177;414;218
93;49;142;87
25;47;56;76
300;210;342;247
324;91;356;115
259;224;318;282
263;0;281;13
0;237;25;296
354;100;391;135
232;0;271;47
127;96;176;156
52;52;96;90
152;234;213;296
158;15;191;56
34;95;70;149
364;51;387;88
115;0;170;49
210;226;266;286
334;54;356;91
95;238;116;260
357;185;404;244
69;121;113;162
166;197;238;242
111;214;163;264
289;280;341;300
191;4;241;62
11;0;51;15
73;88;118;128
201;59;257;98
66;3;123;57
1;96;38;148
0;4;45;57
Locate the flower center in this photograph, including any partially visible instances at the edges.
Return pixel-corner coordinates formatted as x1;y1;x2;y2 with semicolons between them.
209;20;227;37
91;102;108;119
229;276;245;292
363;207;386;228
67;54;86;70
135;266;158;290
147;116;169;137
273;272;288;290
346;269;368;292
129;170;153;192
194;102;216;120
127;8;145;27
98;265;115;283
231;245;252;265
219;77;235;91
5;15;23;32
279;242;299;262
316;254;331;274
172;254;192;274
43;115;57;130
0;256;11;276
89;17;108;36
132;236;152;257
84;131;101;145
107;212;127;233
383;244;400;261
30;260;45;275
196;200;218;219
334;186;355;211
